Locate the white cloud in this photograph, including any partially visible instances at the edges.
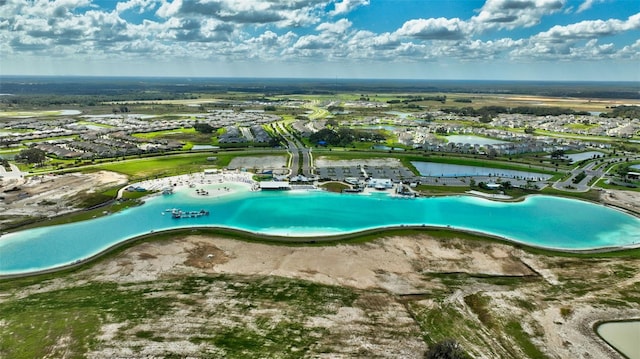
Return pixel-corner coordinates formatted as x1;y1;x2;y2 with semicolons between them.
536;13;640;40
396;18;469;40
316;18;351;33
292;34;334;50
27;0;92;18
504;12;640;61
576;0;606;13
116;0;157;14
472;0;565;30
155;0;326;27
330;0;369;16
1;0;638;79
616;39;640;59
241;30;297;60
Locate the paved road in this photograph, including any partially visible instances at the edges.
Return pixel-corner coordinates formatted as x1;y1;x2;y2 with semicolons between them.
552;156;637;192
274;122;313;178
0;164;26;179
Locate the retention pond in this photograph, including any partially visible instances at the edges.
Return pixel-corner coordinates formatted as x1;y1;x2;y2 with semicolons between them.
596;321;640;359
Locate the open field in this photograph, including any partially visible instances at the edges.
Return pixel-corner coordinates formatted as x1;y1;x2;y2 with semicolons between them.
12;91;634;114
1;233;638;358
442;93;640;112
95;154;218;179
284;92;640;112
0;110;64;118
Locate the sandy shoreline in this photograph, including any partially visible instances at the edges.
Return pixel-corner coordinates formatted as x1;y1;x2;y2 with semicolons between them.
128;170;258;199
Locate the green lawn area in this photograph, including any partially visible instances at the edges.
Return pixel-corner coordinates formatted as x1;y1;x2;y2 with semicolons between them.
0;110;62;118
540;187;603;201
96;154;216;179
535;129;619;142
133;127;196;139
566;123;597;130
92;151;280;180
76;121;114;128
318;182;350;192
595;178;640;192
415;184;470;194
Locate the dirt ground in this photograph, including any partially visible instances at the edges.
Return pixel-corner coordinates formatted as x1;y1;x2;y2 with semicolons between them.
69;234;637;358
227;155;288;172
0;171;128;227
88;235;534;290
601;189;640;214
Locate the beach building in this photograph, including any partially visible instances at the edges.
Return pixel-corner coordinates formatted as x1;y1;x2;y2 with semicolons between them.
368;178;393;190
259;181;292;190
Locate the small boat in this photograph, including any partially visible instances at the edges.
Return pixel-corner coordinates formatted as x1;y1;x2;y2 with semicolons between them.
170;209;210;219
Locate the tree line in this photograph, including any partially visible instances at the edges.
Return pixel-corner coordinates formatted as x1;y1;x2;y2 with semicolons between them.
309;128;386;146
1;93;197;107
599;105;640;119
441;106;590;121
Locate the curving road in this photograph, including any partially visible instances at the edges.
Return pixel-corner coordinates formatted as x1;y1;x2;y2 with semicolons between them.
274;122;313;178
552;156;638;192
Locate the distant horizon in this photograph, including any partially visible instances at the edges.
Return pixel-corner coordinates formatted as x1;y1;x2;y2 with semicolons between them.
2;74;639;84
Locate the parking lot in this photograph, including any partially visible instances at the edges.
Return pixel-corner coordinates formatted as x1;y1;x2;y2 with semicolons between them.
314;160;547;189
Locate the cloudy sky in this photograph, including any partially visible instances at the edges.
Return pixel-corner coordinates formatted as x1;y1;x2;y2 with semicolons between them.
1;0;639;80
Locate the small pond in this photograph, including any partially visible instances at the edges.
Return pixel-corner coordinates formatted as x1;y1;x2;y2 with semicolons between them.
565;151;605;162
59;110;82;116
412;161;553;180
191;145;219;150
445;135;509;146
384;111;413;119
360;125;399;131
596;321;640;359
373;145;405;151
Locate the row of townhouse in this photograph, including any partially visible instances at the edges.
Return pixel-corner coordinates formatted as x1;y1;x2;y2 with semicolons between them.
218;125;273;144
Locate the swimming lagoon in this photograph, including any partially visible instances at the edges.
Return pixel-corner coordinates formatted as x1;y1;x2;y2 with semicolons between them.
1;188;640;275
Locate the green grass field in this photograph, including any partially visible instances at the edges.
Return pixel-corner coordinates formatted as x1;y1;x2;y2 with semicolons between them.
96;153;216;179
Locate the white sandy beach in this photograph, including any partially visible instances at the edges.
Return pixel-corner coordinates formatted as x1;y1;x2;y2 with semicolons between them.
128;170;258;199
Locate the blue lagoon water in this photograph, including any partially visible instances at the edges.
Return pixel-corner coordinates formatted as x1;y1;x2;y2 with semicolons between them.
1;189;640;275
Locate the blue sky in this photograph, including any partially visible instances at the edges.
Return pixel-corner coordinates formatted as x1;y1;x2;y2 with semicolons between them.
1;0;638;80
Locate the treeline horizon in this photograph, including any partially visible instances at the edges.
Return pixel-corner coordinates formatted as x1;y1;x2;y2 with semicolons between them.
1;75;639;100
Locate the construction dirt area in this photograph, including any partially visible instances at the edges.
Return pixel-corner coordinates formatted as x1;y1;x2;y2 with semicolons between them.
0;171;128;229
3;234;638;358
